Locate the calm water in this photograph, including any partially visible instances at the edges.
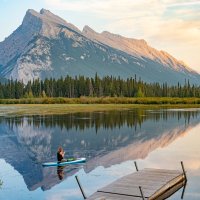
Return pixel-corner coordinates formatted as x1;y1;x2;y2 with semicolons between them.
0;108;200;200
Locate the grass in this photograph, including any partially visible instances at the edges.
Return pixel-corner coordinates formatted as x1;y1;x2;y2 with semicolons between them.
0;97;200;116
1;97;200;105
0;103;200;117
0;104;135;116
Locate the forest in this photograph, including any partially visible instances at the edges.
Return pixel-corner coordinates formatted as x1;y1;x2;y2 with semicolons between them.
0;74;200;99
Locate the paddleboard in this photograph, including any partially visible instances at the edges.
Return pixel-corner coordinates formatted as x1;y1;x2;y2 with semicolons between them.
42;157;86;167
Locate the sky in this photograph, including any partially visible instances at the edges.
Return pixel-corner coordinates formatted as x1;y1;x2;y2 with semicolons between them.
0;0;200;72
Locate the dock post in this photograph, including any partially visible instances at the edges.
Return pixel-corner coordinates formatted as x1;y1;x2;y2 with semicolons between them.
75;175;87;199
134;161;139;171
181;181;187;199
139;186;145;200
181;161;187;182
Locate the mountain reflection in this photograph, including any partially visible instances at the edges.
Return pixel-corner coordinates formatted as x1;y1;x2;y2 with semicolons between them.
0;108;200;191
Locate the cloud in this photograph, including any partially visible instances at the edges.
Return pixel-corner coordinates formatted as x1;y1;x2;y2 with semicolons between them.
45;0;163;17
167;0;200;7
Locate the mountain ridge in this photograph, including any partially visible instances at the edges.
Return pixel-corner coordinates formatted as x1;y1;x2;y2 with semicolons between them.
83;25;194;73
0;8;199;84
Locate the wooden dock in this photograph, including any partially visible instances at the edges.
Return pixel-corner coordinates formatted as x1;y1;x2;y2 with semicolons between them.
86;168;186;200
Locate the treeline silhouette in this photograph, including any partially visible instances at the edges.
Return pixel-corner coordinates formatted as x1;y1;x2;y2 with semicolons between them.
0;74;200;99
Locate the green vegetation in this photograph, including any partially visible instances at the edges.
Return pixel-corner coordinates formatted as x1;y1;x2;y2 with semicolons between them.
1;97;200;105
0;104;135;116
1;74;200;99
0;101;200;117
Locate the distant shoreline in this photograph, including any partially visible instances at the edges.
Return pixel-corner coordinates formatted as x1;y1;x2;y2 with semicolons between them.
1;97;200;105
0;97;200;116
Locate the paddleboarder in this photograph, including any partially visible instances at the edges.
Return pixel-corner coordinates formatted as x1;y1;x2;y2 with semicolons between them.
57;146;66;162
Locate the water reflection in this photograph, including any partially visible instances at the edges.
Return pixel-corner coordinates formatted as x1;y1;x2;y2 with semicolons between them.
0;108;200;192
57;166;65;180
1;109;199;132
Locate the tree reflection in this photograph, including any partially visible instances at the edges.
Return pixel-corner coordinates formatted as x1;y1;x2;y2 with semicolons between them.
0;109;199;132
0;179;3;189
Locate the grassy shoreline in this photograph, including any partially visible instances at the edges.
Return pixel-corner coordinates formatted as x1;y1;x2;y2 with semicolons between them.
1;97;200;116
1;97;200;105
0;103;200;116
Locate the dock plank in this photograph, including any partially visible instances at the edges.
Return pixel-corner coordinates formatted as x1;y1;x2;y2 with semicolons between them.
87;168;185;200
88;192;145;200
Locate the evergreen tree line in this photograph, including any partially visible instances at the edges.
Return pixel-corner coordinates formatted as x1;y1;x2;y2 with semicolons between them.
0;74;200;99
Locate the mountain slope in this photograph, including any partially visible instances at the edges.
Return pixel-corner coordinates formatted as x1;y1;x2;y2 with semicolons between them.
83;25;194;73
0;9;199;84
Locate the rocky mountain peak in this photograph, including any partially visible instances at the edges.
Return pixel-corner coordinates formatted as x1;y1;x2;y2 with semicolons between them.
26;9;39;16
22;9;42;30
40;8;50;15
138;39;148;46
101;31;120;38
22;9;81;36
40;8;68;26
23;9;62;29
82;25;96;34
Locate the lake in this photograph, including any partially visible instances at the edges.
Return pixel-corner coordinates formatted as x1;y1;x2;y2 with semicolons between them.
0;108;200;200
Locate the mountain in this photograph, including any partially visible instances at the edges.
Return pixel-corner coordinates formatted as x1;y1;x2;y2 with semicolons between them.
0;8;199;84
